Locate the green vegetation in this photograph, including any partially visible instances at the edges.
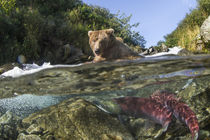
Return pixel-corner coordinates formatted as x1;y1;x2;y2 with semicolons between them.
164;0;210;52
0;0;145;65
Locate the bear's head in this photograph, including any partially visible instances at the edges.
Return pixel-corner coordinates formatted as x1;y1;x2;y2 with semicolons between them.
88;29;115;56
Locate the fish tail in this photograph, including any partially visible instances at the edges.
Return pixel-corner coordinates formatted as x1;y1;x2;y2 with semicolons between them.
171;102;199;140
151;91;199;140
188;117;199;140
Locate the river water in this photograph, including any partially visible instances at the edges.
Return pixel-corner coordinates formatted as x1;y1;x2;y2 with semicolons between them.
1;55;210;115
0;56;210;114
0;54;210;139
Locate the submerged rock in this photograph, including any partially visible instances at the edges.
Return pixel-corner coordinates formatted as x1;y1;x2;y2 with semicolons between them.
0;111;20;140
17;98;134;140
17;133;41;140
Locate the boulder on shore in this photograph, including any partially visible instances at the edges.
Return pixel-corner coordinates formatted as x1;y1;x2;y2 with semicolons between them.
178;48;194;56
200;16;210;44
55;44;88;64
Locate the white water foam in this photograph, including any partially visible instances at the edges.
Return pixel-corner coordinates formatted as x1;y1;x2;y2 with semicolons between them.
145;46;182;57
1;62;82;78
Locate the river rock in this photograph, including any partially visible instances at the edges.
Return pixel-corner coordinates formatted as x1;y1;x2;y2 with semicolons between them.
0;111;20;140
141;46;158;55
161;43;169;52
177;77;210;130
200;16;210;44
17;133;41;140
195;34;205;51
130;45;145;53
178;48;194;56
55;44;88;64
17;98;134;140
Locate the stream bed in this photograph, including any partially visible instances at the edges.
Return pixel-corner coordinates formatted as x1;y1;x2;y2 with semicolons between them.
0;55;210;140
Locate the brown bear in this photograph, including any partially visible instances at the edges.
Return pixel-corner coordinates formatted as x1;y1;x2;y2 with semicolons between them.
88;28;143;62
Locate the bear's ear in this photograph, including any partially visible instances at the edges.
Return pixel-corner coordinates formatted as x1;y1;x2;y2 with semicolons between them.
106;28;114;35
88;31;93;37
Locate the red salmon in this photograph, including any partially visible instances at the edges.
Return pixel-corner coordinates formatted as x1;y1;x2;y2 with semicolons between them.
150;91;199;140
114;97;172;132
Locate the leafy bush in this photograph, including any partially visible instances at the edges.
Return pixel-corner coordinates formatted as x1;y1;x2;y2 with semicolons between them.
198;0;210;15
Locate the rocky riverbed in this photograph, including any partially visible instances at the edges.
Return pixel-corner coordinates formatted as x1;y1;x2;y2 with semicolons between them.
0;55;210;140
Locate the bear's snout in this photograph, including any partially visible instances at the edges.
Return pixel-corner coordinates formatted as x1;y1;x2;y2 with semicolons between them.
95;48;100;55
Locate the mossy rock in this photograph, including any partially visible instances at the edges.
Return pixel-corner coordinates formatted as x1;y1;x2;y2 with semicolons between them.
18;98;134;140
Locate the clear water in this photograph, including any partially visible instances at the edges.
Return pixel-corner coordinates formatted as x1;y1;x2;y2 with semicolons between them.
0;55;210;116
0;55;210;139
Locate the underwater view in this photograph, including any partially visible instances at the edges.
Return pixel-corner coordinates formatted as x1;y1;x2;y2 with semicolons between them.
1;0;210;139
0;54;210;140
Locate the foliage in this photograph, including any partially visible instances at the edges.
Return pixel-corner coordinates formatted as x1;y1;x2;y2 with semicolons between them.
198;0;210;15
0;0;16;15
67;5;146;47
0;0;145;65
156;40;165;46
163;0;210;52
